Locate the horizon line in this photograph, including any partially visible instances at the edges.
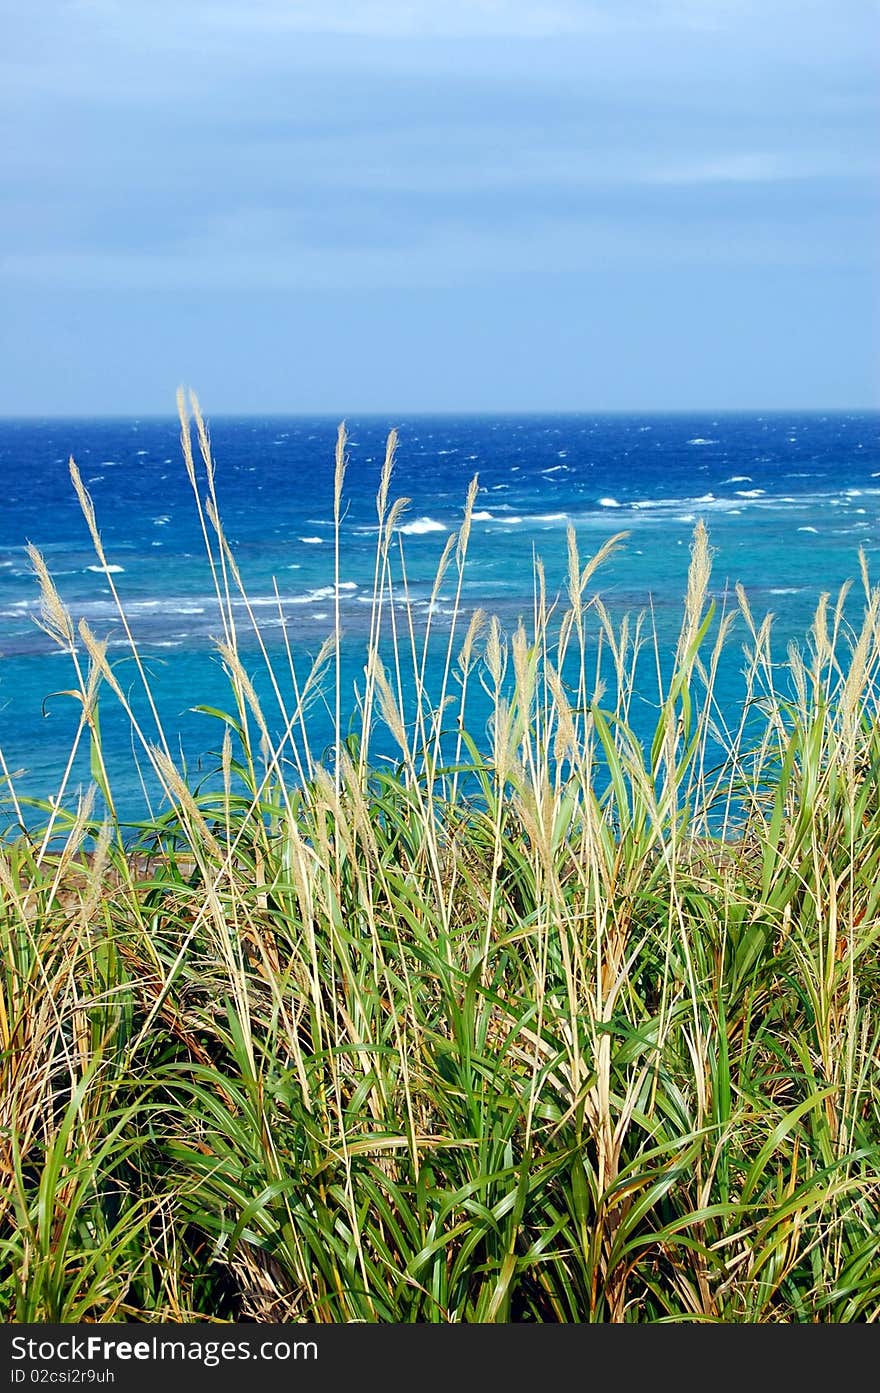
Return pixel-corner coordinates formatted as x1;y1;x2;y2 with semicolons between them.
1;405;878;423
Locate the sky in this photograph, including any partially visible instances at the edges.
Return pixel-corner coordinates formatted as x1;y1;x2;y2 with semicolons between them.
1;0;878;415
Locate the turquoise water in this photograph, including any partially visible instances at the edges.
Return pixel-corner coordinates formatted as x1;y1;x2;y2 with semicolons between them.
1;411;878;824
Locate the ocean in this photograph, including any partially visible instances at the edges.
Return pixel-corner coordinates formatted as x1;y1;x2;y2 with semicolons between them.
1;411;878;825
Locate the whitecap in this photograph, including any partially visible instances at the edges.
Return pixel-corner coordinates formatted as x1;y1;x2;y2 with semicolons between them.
294;584;358;602
86;564;125;574
692;493;715;503
598;497;620;508
299;536;324;544
398;517;447;535
724;475;752;483
535;512;567;521
688;438;718;446
735;489;766;498
797;526;819;533
770;587;803;595
471;511;495;521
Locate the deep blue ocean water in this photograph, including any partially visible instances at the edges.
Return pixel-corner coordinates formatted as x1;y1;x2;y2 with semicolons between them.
1;411;879;826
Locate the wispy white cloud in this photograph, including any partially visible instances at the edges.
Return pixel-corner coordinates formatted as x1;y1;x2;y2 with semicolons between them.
64;0;715;41
645;152;880;186
65;0;860;41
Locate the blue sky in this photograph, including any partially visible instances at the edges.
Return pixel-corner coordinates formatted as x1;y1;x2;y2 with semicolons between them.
1;0;877;414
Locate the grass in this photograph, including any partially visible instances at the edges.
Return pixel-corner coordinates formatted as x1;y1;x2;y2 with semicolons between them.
1;389;878;1322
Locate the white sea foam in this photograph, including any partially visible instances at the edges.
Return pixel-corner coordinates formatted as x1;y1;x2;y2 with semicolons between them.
598;497;620;508
299;536;324;544
797;526;819;533
398;517;447;535
535;512;567;521
770;587;803;595
86;564;125;574
542;465;566;475
471;511;495;521
725;475;752;483
735;489;766;498
291;584;359;603
692;493;715;503
688;438;718;446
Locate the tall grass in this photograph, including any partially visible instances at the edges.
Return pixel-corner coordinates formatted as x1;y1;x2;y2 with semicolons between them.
1;392;878;1322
